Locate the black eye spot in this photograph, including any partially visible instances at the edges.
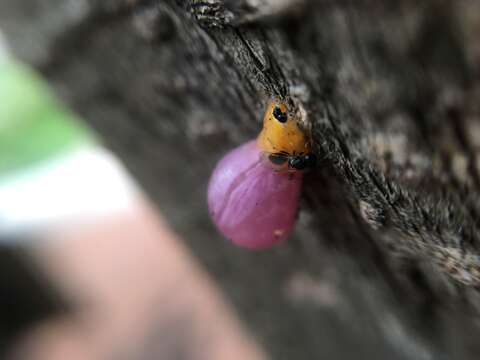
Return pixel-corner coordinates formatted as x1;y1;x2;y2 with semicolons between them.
289;156;306;170
273;106;288;123
268;153;288;165
289;154;317;170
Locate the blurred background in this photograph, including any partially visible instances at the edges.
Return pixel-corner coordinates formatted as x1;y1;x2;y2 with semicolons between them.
0;30;266;360
5;1;480;359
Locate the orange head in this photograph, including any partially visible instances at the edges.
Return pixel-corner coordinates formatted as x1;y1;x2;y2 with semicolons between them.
257;100;311;156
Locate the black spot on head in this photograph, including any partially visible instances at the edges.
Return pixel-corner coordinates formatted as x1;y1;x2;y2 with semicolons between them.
268;153;288;165
273;106;288;123
289;156;306;170
289;154;317;170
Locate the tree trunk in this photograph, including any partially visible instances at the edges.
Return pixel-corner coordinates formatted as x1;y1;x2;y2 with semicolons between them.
2;0;480;358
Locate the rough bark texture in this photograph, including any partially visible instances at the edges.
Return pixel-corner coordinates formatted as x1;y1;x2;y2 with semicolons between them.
2;0;480;358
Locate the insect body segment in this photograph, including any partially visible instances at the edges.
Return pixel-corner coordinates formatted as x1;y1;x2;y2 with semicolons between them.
257;100;315;172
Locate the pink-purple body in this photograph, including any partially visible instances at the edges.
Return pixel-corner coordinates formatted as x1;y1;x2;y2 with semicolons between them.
207;140;303;250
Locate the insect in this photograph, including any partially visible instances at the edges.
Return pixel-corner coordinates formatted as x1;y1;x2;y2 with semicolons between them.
207;99;314;250
257;100;316;172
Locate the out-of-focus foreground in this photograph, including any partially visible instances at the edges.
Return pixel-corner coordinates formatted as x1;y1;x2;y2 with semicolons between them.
0;44;265;359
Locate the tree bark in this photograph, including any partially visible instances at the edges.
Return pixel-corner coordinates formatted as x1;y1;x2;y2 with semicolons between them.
2;0;480;358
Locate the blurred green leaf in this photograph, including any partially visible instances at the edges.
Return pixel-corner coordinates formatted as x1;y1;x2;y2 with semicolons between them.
0;63;94;175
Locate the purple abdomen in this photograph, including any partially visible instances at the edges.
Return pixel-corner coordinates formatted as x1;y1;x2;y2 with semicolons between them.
207;140;303;250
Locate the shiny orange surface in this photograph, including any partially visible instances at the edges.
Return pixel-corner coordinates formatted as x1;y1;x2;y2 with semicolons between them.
256;100;310;156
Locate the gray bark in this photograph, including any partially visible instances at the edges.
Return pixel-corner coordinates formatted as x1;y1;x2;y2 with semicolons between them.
2;0;480;358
